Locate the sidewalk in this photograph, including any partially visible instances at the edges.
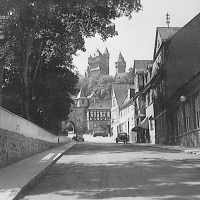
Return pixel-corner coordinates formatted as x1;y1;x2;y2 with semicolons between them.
0;141;77;200
135;143;200;155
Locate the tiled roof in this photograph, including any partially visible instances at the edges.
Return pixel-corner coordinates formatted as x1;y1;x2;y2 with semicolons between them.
113;84;128;107
87;99;111;110
157;27;181;41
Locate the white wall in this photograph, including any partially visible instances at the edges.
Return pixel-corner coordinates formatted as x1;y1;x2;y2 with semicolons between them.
119;103;137;143
146;104;155;144
0;107;68;144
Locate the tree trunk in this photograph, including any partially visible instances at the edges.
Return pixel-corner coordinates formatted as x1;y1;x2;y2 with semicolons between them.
0;56;4;107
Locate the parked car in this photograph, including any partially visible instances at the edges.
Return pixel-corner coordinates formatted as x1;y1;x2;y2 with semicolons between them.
93;131;108;137
116;132;129;143
72;134;84;142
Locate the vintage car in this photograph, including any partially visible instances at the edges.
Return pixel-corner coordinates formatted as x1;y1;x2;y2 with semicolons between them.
93;131;108;137
116;132;129;143
72;134;84;142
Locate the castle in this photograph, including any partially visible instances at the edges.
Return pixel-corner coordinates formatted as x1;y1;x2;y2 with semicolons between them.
67;48;127;134
85;48;126;78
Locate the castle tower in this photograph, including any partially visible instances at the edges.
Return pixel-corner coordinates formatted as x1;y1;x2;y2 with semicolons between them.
76;88;88;108
103;47;110;75
87;48;109;77
115;52;126;75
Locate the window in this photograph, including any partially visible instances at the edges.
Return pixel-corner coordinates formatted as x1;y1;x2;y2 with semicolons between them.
82;100;84;104
195;92;200;128
107;111;110;120
93;122;97;128
185;101;191;132
113;98;116;107
150;116;154;130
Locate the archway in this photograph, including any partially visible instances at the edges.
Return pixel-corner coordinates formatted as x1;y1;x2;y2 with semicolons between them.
66;121;76;133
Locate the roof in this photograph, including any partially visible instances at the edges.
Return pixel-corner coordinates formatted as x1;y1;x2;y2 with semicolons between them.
103;47;109;55
87;99;111;110
133;60;153;73
157;27;181;41
117;52;125;63
76;88;87;99
112;84;128;107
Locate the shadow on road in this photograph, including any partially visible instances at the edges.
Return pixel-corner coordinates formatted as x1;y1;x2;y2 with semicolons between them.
21;143;200;200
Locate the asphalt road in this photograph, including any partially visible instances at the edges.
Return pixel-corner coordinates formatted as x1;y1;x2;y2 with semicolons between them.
20;138;200;200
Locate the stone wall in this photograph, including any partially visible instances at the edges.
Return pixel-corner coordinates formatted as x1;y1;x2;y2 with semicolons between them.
175;130;200;147
0;128;59;168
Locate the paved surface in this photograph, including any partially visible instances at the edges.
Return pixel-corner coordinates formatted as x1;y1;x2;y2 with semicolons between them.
0;137;200;200
0;142;76;200
20;142;200;200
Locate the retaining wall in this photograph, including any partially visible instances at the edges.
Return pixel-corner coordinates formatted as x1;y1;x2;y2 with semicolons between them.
0;107;68;168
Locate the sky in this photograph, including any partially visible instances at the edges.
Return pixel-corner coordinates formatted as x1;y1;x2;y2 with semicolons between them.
72;0;200;77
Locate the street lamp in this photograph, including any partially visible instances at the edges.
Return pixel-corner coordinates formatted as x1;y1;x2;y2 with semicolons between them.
180;96;186;102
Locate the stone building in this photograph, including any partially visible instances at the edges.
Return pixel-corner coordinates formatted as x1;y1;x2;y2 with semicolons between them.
115;52;126;78
67;89;88;133
85;48;110;78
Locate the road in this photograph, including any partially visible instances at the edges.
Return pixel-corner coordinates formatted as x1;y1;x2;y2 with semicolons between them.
20;135;200;200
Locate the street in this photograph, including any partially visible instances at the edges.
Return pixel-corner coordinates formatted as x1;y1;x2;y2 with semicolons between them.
20;135;200;200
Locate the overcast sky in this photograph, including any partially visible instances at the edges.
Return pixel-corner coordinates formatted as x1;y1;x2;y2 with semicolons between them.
72;0;200;77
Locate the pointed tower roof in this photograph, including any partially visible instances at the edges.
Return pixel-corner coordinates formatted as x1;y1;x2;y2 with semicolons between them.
76;88;87;99
103;47;109;55
117;52;125;63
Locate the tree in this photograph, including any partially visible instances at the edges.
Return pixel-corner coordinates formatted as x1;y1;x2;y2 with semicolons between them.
115;67;134;84
78;75;115;99
1;0;142;133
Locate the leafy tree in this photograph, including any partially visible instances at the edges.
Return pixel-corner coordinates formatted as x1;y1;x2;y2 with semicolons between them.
78;75;114;99
115;67;134;84
1;0;142;133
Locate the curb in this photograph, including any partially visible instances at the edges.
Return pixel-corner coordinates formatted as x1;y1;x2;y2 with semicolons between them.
13;142;77;200
136;144;200;155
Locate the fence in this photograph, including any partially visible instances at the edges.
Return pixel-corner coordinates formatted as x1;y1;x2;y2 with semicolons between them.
0;106;68;143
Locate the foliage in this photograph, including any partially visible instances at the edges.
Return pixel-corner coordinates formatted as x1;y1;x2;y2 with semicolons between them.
77;70;134;100
115;67;134;84
1;0;142;134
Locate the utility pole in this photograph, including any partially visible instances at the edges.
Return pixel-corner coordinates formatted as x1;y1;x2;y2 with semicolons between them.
166;13;170;28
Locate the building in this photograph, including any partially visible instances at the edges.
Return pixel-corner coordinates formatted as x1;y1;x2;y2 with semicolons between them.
131;60;153;143
119;85;136;142
111;84;128;137
85;48;109;78
161;13;200;147
86;99;111;134
68;88;111;134
115;52;126;78
150;27;181;144
68;89;88;133
141;13;200;147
